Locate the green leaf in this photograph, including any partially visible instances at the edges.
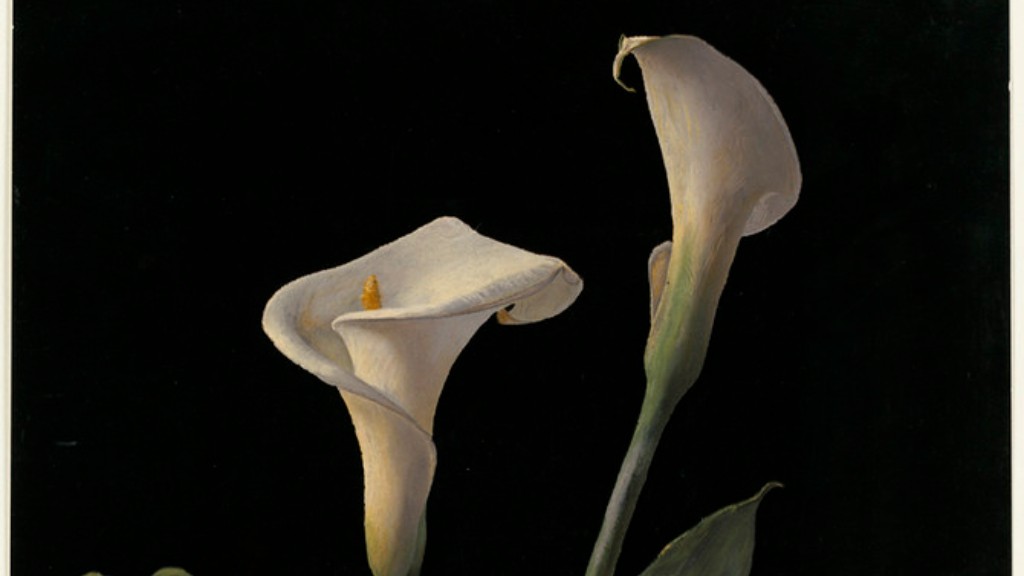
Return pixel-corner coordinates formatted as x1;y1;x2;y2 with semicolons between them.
639;482;780;576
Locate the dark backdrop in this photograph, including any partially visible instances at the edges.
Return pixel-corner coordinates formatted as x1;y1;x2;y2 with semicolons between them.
12;1;1009;575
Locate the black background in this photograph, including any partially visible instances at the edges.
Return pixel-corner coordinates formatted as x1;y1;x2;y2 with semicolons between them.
12;1;1009;575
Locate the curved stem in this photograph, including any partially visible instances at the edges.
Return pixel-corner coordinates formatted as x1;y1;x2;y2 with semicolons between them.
585;390;673;576
587;220;743;576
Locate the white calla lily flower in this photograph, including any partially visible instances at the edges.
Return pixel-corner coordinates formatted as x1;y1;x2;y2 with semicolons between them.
615;35;801;398
262;216;582;576
588;35;800;576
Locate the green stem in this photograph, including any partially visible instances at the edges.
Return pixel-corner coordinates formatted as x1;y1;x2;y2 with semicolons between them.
586;222;742;576
584;384;676;576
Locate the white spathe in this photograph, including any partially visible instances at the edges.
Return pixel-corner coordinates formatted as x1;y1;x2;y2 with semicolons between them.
262;216;581;576
615;35;800;239
614;35;801;397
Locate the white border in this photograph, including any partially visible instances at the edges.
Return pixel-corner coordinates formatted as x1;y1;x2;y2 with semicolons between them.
1011;2;1021;575
1;0;11;571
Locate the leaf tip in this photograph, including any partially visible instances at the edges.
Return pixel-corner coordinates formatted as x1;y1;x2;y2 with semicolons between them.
747;481;783;506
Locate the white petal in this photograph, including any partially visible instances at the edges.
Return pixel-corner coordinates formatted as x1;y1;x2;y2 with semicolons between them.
342;392;435;576
262;217;582;392
333;311;493;433
615;35;801;237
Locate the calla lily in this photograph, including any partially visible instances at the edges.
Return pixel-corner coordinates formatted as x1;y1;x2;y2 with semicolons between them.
262;216;582;576
587;35;800;576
